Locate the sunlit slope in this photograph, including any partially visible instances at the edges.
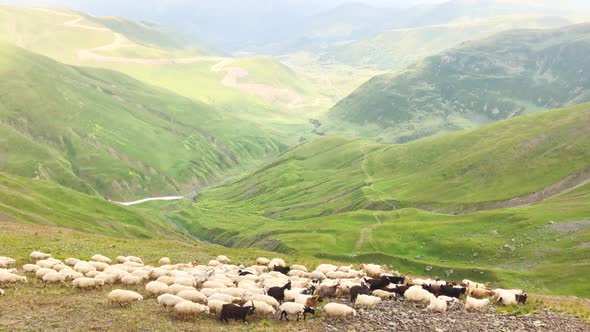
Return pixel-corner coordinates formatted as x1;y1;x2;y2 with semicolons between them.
327;24;590;143
0;42;284;200
174;103;590;296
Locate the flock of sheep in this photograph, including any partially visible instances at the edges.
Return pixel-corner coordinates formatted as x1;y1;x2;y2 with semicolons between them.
0;252;528;324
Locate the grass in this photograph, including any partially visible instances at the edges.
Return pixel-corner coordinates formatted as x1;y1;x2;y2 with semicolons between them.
327;23;590;143
171;103;590;297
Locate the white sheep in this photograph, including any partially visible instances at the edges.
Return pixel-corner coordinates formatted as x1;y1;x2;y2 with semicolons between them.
91;254;112;264
157;276;176;285
145;281;168;296
288;270;309;278
326;271;347;279
36;259;59;269
64;258;80;266
73;277;103;290
355;294;381;308
427;297;447;312
174;301;209;318
438;295;459;304
207;300;229;315
166;284;195;295
462;279;487;289
256;257;270;266
207;260;221;267
315;264;338;275
323;303;357;318
158;257;171;265
216;255;230;264
310;270;327;280
95;273;118;285
0;271;27;286
121;275;146;287
158;294;185;309
290;264;308;272
250;294;279;308
278;302;311;321
245;300;276;316
30;251;51;261
404;285;435;303
0;257;15;268
268;258;286;269
22;264;40;273
208;293;240;304
371;290;395;299
108;289;143;306
0;288;4;295
88;261;109;272
42;272;68;286
201;280;226;289
360;264;383;278
465;296;489;310
73;262;96;274
177;290;208;304
35;268;56;279
125;256;144;265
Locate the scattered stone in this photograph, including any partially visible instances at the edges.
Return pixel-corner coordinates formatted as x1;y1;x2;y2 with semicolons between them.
503;244;515;251
425;266;433;272
415;255;424;260
548;220;555;224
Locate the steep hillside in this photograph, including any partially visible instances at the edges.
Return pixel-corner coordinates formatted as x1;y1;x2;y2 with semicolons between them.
0;42;284;200
174;103;590;296
327;24;590;143
321;16;570;70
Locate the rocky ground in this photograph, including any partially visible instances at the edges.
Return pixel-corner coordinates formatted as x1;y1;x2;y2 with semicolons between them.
321;299;589;332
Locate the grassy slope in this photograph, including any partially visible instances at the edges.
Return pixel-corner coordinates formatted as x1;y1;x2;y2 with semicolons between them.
327;23;590;143
0;42;284;200
174;104;590;296
322;15;570;70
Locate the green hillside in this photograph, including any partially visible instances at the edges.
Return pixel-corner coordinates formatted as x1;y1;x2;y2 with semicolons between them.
173;103;590;296
327;23;590;143
321;16;570;70
0;42;284;200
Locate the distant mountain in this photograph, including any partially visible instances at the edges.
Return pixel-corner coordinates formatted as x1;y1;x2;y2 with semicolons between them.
0;42;284;200
327;24;590;143
319;15;571;70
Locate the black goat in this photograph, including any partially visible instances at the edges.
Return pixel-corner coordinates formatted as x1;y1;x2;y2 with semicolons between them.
349;282;370;302
363;276;389;291
439;285;466;299
238;270;253;276
386;276;406;285
516;293;528;304
220;303;256;323
267;280;292;303
301;285;316;295
422;284;441;297
273;265;291;275
392;285;409;298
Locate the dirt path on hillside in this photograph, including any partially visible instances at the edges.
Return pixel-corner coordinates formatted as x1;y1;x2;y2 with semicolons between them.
359;144;396;209
355;212;384;252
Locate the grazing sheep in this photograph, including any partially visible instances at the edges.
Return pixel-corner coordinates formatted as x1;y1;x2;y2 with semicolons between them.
208;293;241;304
404;285;435;303
207;299;229;315
174;301;209;318
279;302;315;321
167;284;195;295
73;262;95;274
95;273;118;286
371;289;395;300
158;294;185;309
349;283;370;302
497;292;528;306
438;295;459;304
288;270;308;278
216;255;230;264
145;281;168;296
465;296;490;310
208;260;221;267
173;277;195;287
427;297;448;312
268;258;287;269
201;280;227;289
250;294;279;308
310;271;327;280
22;264;40;273
219;303;256;323
315;264;338;275
29;251;51;261
121;275;146;287
244;300;276;316
326;271;347;279
64;258;80;266
0;257;15;268
177;290;208;304
158;257;171;265
355;294;381;308
469;287;495;299
125;256;144;265
256;257;270;266
88;261;109;272
290;264;308;272
294;294;319;308
0;271;27;286
364;276;391;291
360;264;383;278
323;303;357;318
91;254;112;264
157;276;176;286
36;259;59;269
461;279;487;289
73;277;103;290
108;289;143;306
42;272;68;287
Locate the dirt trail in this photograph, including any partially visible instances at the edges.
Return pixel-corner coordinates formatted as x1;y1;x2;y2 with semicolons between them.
355;213;384;252
359;143;395;209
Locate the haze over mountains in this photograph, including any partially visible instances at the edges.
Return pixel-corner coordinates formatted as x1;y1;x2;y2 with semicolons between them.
0;2;589;325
